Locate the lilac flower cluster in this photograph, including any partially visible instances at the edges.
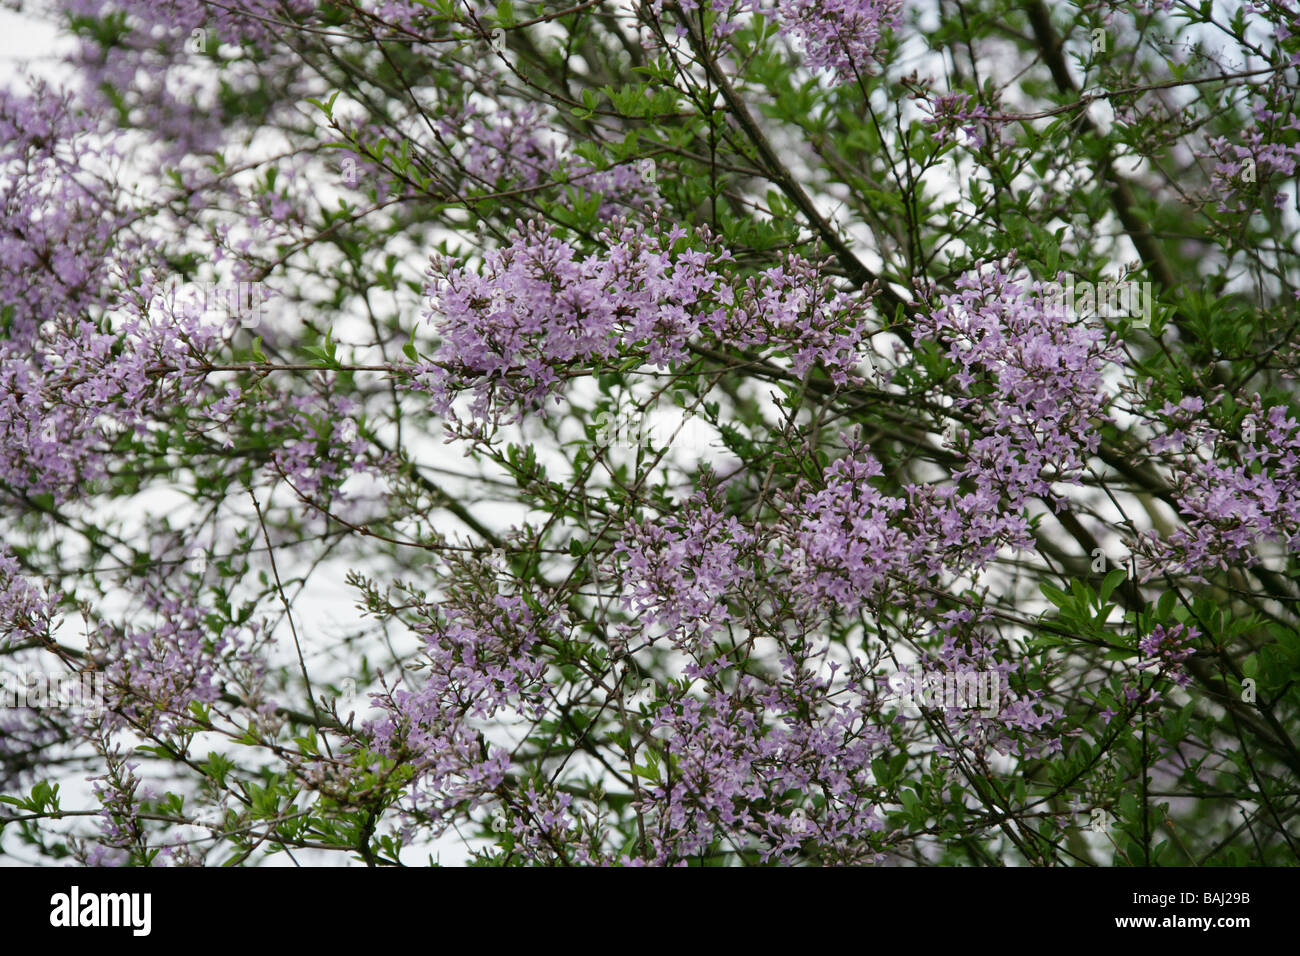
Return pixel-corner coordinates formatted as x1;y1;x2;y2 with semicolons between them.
777;444;912;612
919;91;1004;148
0;81;233;502
604;451;1074;863
765;265;1121;621
1140;399;1300;579
760;0;903;81
0;83;127;334
1135;623;1197;690
911;610;1065;758
775;440;1034;615
263;391;375;503
442;103;656;215
918;266;1121;510
639;671;889;864
613;492;756;650
417;220;873;425
0;303;224;503
57;0;314;162
85;754;146;865
1200;96;1300;213
61;0;308;54
89;589;260;738
0;550;59;648
612;496;896;861
368;550;553;832
492;784;588;865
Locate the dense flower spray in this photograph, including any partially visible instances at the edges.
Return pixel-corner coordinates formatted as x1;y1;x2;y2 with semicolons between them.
1;0;1298;869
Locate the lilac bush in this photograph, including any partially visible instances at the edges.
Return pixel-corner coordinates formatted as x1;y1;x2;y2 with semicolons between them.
0;0;1298;867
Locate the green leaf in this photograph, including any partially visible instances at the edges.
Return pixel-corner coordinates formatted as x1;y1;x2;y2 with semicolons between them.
1039;582;1070;609
1155;591;1176;622
1098;568;1127;605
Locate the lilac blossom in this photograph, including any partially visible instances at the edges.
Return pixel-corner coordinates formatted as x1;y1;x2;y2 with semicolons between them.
761;0;903;81
1138;401;1300;579
417;220;874;425
613;492;756;650
917;265;1122;510
0;550;60;648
